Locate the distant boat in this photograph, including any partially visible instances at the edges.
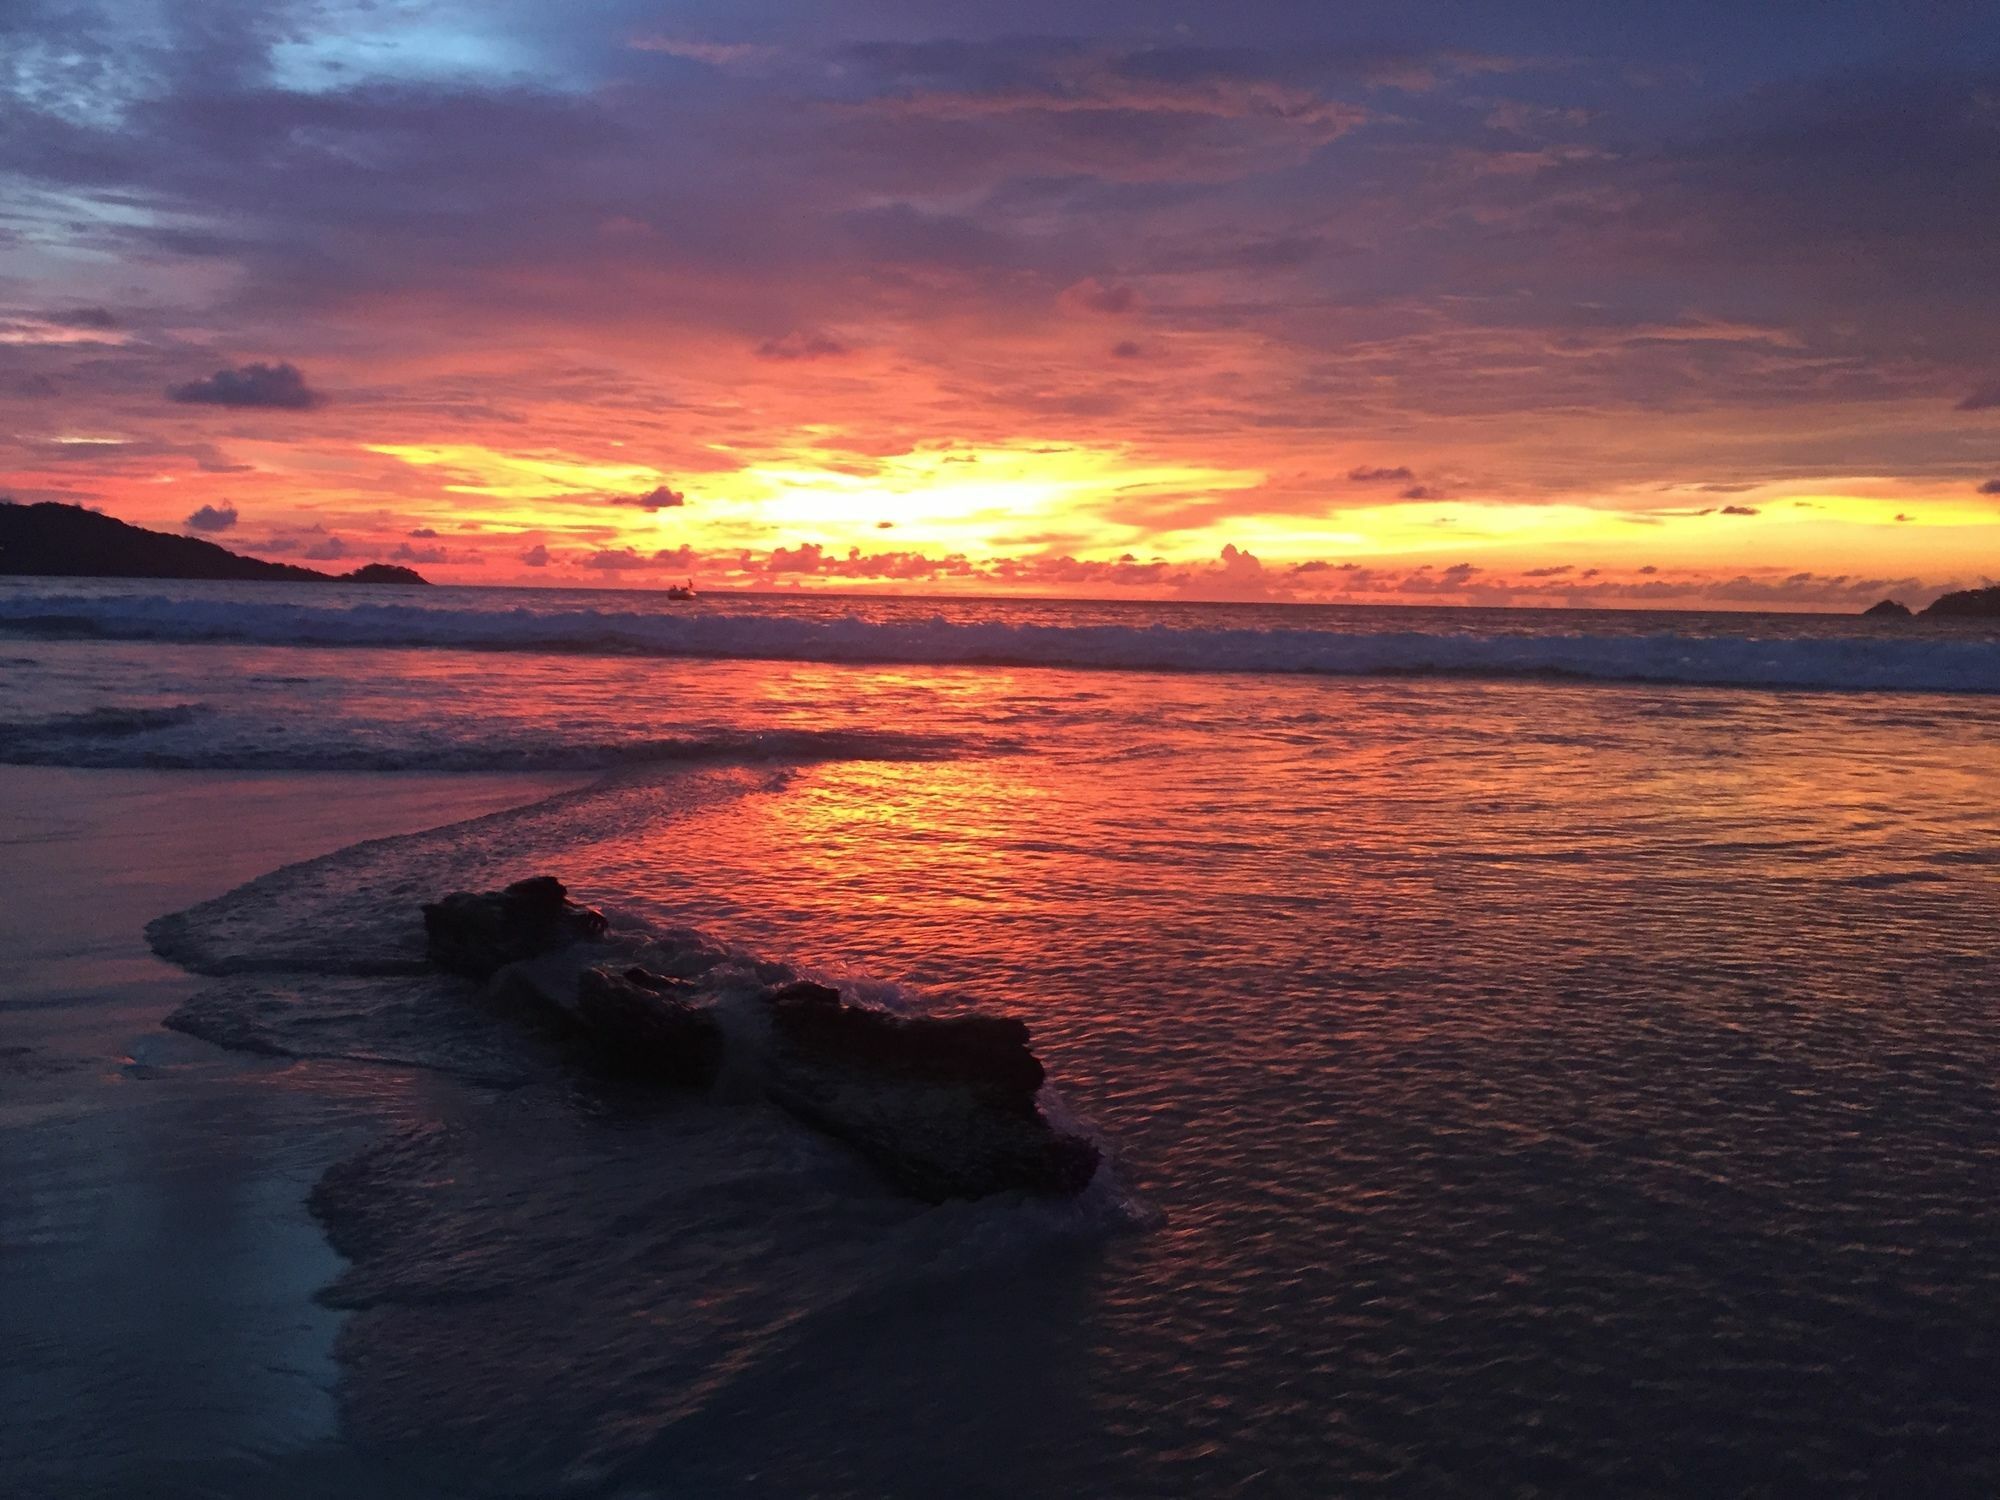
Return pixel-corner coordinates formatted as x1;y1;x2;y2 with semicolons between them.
664;579;696;600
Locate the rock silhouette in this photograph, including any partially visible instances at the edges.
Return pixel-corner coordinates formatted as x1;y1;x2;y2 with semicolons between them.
1921;585;2000;620
422;875;608;978
421;878;1102;1200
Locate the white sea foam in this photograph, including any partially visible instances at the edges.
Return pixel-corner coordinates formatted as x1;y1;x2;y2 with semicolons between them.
2;589;1994;692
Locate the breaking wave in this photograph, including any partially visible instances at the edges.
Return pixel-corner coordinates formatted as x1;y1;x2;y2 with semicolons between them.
1;702;212;740
3;590;1996;693
0;707;963;773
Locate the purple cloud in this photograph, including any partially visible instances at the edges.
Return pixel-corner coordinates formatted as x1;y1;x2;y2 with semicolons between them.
184;502;238;532
608;486;686;510
756;331;850;360
51;306;118;329
168;362;320;410
1061;279;1142;316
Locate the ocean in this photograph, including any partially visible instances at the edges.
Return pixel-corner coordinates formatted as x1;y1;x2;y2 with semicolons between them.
3;578;1999;1497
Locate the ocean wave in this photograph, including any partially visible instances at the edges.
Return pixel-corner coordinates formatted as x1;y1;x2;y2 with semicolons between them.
0;702;213;739
3;591;1999;692
0;711;962;773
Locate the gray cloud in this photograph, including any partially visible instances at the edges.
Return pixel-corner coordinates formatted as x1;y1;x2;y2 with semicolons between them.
1060;279;1142;316
755;331;850;360
50;306;118;329
184;502;238;532
167;361;320;410
608;485;685;510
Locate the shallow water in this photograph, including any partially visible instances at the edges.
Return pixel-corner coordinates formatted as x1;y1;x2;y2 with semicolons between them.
4;588;1999;1496
0;770;580;1500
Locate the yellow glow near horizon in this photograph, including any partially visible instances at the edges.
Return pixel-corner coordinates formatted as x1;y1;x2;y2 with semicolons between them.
371;437;1271;557
728;442;1267;551
298;439;1999;597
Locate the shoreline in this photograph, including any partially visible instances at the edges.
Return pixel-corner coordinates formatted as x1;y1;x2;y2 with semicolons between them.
3;766;585;1020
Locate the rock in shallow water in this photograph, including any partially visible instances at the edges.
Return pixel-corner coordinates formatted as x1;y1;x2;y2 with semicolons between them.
764;980;1046;1102
574;966;725;1087
761;980;1099;1201
426;880;1101;1201
421;875;607;978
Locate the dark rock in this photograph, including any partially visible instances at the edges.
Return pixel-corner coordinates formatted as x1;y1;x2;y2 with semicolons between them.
421;876;607;978
763;982;1098;1201
414;879;1103;1201
1921;585;2000;620
1862;598;1913;619
765;981;1046;1104
573;966;723;1087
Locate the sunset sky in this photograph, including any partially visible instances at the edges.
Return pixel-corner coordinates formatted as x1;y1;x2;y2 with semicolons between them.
3;0;1997;607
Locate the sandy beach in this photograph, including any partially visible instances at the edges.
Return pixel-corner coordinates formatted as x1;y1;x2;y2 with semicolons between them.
0;767;579;1500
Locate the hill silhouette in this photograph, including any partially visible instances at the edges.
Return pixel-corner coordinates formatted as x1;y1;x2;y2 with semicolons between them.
0;501;428;585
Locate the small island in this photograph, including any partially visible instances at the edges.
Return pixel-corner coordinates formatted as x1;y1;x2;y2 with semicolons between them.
0;500;429;585
1919;584;2000;620
340;562;430;585
1863;587;2000;621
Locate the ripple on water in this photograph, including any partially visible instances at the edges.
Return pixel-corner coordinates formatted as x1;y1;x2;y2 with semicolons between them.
38;644;2000;1496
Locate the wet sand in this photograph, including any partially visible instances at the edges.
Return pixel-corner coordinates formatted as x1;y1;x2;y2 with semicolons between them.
0;768;580;1500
